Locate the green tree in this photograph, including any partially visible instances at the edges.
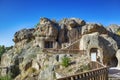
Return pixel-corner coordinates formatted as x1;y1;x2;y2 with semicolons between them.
0;45;6;59
0;45;13;61
6;46;13;51
116;29;120;36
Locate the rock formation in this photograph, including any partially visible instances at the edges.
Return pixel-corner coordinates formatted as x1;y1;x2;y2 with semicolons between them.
13;28;35;43
107;24;120;48
0;17;120;80
116;49;120;67
80;32;118;66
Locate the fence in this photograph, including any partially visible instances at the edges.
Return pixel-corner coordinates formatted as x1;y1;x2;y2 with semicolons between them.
57;67;108;80
43;48;86;54
57;61;108;80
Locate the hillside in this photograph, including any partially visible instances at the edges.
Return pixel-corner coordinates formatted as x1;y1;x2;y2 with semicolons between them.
0;17;120;80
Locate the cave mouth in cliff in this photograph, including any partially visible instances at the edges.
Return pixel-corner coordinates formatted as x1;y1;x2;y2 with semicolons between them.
45;41;53;48
90;48;101;62
111;56;118;67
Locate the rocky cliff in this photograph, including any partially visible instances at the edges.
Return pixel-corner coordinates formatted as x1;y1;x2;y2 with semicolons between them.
0;17;120;80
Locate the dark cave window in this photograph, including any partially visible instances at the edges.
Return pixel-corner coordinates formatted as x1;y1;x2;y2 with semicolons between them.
45;41;53;48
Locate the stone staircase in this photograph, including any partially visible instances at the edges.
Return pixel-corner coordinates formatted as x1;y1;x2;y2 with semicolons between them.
64;37;81;49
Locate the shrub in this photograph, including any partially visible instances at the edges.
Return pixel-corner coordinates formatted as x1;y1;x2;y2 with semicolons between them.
116;29;120;36
61;56;70;67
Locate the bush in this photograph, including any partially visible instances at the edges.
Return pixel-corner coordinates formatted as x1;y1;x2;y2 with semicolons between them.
116;29;120;36
61;56;70;67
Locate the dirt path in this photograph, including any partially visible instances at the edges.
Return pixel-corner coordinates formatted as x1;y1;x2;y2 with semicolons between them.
109;67;120;78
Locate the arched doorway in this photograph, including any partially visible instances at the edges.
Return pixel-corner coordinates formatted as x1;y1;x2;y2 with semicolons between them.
90;48;101;62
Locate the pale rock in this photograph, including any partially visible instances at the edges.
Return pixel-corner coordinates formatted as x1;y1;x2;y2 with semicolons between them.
80;32;118;66
116;49;120;67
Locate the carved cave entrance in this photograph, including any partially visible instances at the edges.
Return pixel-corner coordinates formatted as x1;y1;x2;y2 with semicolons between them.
90;48;101;62
45;41;53;48
111;56;118;67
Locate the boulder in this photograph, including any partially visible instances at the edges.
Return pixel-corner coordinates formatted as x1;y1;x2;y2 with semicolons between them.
34;17;59;40
13;28;35;43
81;23;107;34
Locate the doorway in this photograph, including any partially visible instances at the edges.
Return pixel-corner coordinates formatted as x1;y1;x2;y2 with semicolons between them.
90;48;99;62
91;52;97;61
45;41;53;48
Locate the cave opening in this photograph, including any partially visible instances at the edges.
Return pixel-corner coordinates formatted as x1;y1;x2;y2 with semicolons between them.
90;48;101;63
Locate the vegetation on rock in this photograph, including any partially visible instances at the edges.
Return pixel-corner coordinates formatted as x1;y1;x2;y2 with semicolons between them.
61;56;71;67
116;29;120;36
0;45;5;59
0;45;13;60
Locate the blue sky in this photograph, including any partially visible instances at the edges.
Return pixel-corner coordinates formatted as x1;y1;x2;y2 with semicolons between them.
0;0;120;46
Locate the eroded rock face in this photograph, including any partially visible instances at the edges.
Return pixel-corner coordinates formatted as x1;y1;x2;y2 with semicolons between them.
107;24;120;34
1;17;120;79
80;32;118;66
58;18;85;47
13;28;35;43
34;17;59;40
0;53;12;76
59;18;85;29
81;23;107;34
107;24;120;48
116;49;120;67
33;18;60;48
38;65;55;80
67;27;81;43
